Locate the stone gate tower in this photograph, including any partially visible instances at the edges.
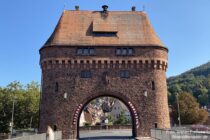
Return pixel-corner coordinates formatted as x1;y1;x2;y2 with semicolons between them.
39;6;170;139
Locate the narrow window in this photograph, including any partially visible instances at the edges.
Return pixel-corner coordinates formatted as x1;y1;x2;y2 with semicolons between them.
122;48;127;55
89;48;95;55
53;125;57;131
56;60;59;64
152;81;155;90
116;48;121;55
128;48;134;55
55;82;58;92
80;70;92;78
155;123;158;128
83;48;89;55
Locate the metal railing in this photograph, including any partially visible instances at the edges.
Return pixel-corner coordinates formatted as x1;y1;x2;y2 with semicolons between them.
5;131;62;140
151;128;210;140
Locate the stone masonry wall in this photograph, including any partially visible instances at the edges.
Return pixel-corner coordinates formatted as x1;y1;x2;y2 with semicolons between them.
39;46;170;139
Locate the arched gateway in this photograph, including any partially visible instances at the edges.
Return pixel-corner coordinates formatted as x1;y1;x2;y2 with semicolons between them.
77;94;137;139
39;6;170;139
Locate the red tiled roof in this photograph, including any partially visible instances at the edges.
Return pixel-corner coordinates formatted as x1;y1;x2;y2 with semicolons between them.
44;10;164;47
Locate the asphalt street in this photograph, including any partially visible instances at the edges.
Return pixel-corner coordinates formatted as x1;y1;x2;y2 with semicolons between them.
79;129;134;140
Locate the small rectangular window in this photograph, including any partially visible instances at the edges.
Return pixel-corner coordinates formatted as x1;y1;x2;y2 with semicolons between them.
55;82;58;92
89;48;95;55
122;48;127;55
128;48;134;55
120;70;129;78
80;70;92;78
83;48;89;55
152;81;155;90
116;48;121;55
115;48;134;56
77;48;83;55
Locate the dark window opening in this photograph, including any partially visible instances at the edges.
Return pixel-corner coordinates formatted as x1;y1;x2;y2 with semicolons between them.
53;125;57;131
116;48;121;55
80;70;92;78
77;48;83;55
83;49;89;55
122;48;127;55
120;70;129;78
152;81;155;90
55;82;59;92
128;48;134;55
115;48;134;56
89;48;95;55
155;123;158;128
93;32;117;37
76;48;96;55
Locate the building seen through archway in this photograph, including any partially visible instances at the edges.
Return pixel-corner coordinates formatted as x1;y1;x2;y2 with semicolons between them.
79;96;133;139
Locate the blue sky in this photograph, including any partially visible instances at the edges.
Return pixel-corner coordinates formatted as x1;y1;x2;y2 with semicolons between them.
0;0;210;86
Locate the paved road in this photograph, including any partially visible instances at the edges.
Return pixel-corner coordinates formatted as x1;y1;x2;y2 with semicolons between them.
79;129;133;140
79;129;152;140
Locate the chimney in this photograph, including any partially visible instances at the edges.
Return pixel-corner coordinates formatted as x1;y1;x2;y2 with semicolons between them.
132;6;136;11
102;5;108;13
75;5;79;11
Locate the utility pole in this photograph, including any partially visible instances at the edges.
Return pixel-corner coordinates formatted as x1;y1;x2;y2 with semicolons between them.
176;93;181;127
11;96;16;137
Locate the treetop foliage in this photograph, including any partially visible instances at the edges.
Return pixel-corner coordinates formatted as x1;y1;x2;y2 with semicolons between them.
168;61;210;106
0;81;40;133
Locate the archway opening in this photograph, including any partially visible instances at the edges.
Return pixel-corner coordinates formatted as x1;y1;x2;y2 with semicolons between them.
77;96;136;139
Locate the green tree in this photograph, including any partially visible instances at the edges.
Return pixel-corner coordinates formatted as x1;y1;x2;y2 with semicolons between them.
107;114;114;124
114;111;130;125
0;81;40;133
172;92;208;124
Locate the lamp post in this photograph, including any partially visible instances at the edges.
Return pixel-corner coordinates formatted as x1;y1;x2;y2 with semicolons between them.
11;96;16;137
176;93;181;127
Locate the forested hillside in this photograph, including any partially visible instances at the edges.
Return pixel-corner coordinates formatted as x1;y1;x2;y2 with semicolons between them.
168;61;210;106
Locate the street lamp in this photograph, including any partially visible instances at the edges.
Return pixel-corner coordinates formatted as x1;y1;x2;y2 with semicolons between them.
176;93;181;127
11;96;16;137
